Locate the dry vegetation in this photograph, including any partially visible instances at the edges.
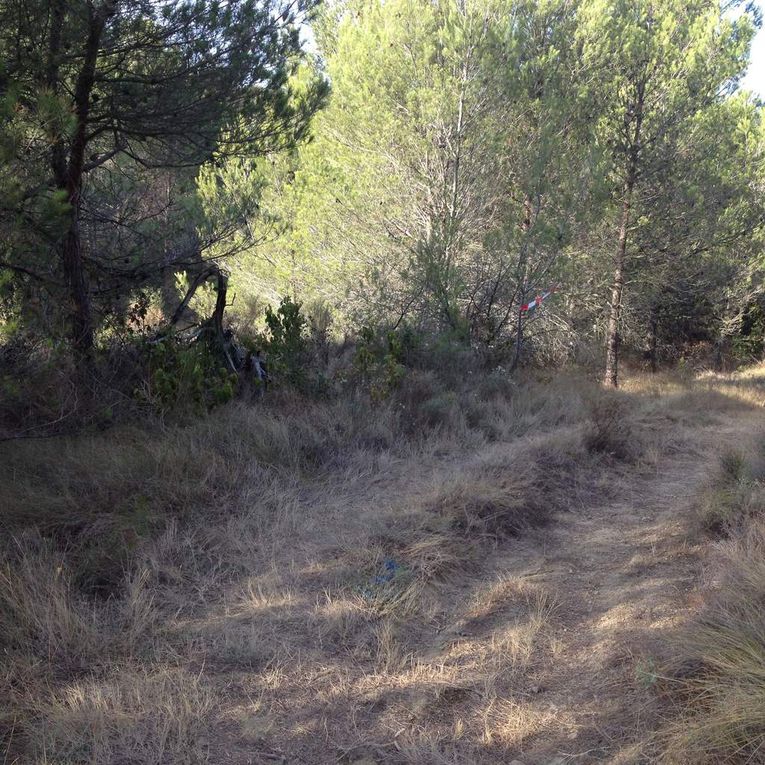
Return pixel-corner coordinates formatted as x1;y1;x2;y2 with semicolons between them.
660;416;765;764
2;365;765;763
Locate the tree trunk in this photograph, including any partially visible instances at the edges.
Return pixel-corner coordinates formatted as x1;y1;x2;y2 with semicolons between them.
510;296;525;373
52;3;112;365
648;308;658;373
714;335;725;372
604;78;644;388
604;188;631;387
168;265;237;372
510;195;533;373
62;207;94;360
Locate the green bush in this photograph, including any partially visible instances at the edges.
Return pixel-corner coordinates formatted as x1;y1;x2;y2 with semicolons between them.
427;332;475;386
353;326;409;400
262;297;309;388
137;334;237;415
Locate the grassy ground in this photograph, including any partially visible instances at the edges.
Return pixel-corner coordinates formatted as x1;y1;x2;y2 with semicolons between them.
1;365;764;763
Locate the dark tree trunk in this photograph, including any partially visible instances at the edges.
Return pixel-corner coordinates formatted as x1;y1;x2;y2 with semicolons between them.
510;195;533;373
168;265;237;372
714;336;725;372
210;268;229;340
61;207;94;360
61;6;111;361
604;188;631;387
49;3;113;366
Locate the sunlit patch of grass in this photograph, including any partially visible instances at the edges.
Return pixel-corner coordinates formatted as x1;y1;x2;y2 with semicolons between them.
28;668;216;764
481;696;560;750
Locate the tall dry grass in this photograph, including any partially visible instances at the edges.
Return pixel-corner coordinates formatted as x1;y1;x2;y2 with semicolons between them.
661;397;765;763
663;520;765;763
0;367;724;763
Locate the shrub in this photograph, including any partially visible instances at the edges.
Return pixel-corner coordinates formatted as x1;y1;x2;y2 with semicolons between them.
698;448;765;533
136;333;237;415
353;326;406;400
461;394;506;440
476;368;516;400
395;369;441;410
263;297;308;387
426;332;476;387
0;337;80;437
583;394;635;461
307;300;333;341
420;391;460;430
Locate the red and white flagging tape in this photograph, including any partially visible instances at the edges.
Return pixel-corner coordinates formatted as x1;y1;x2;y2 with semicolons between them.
521;286;557;314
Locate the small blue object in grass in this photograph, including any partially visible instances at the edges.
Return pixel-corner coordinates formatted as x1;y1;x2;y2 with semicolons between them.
373;558;401;584
357;559;404;600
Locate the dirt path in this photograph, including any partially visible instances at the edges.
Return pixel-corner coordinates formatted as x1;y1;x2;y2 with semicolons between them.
482;422;748;764
207;400;762;765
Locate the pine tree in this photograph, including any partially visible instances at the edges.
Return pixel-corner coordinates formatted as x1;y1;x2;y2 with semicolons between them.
0;0;327;364
577;0;755;385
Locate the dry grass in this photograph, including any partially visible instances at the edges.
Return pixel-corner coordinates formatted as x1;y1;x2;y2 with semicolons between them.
0;366;751;763
689;430;765;534
662;520;765;763
655;364;765;763
424;427;596;539
0;536;100;668
28;668;216;764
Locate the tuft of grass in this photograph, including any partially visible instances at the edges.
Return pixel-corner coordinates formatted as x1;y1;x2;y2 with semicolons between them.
584;393;637;461
428;461;547;539
0;533;102;672
27;668;216;765
400;533;477;583
420;391;463;431
662;520;765;763
697;446;765;533
427;427;599;540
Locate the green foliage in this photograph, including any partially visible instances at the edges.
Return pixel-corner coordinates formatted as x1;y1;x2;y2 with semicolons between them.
0;0;327;358
354;326;411;400
353;326;377;379
137;335;238;415
577;0;761;379
732;304;765;362
262;297;309;387
1;0;763;382
232;0;763;375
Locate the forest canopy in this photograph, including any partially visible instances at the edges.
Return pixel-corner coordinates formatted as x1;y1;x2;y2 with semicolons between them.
0;0;763;416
